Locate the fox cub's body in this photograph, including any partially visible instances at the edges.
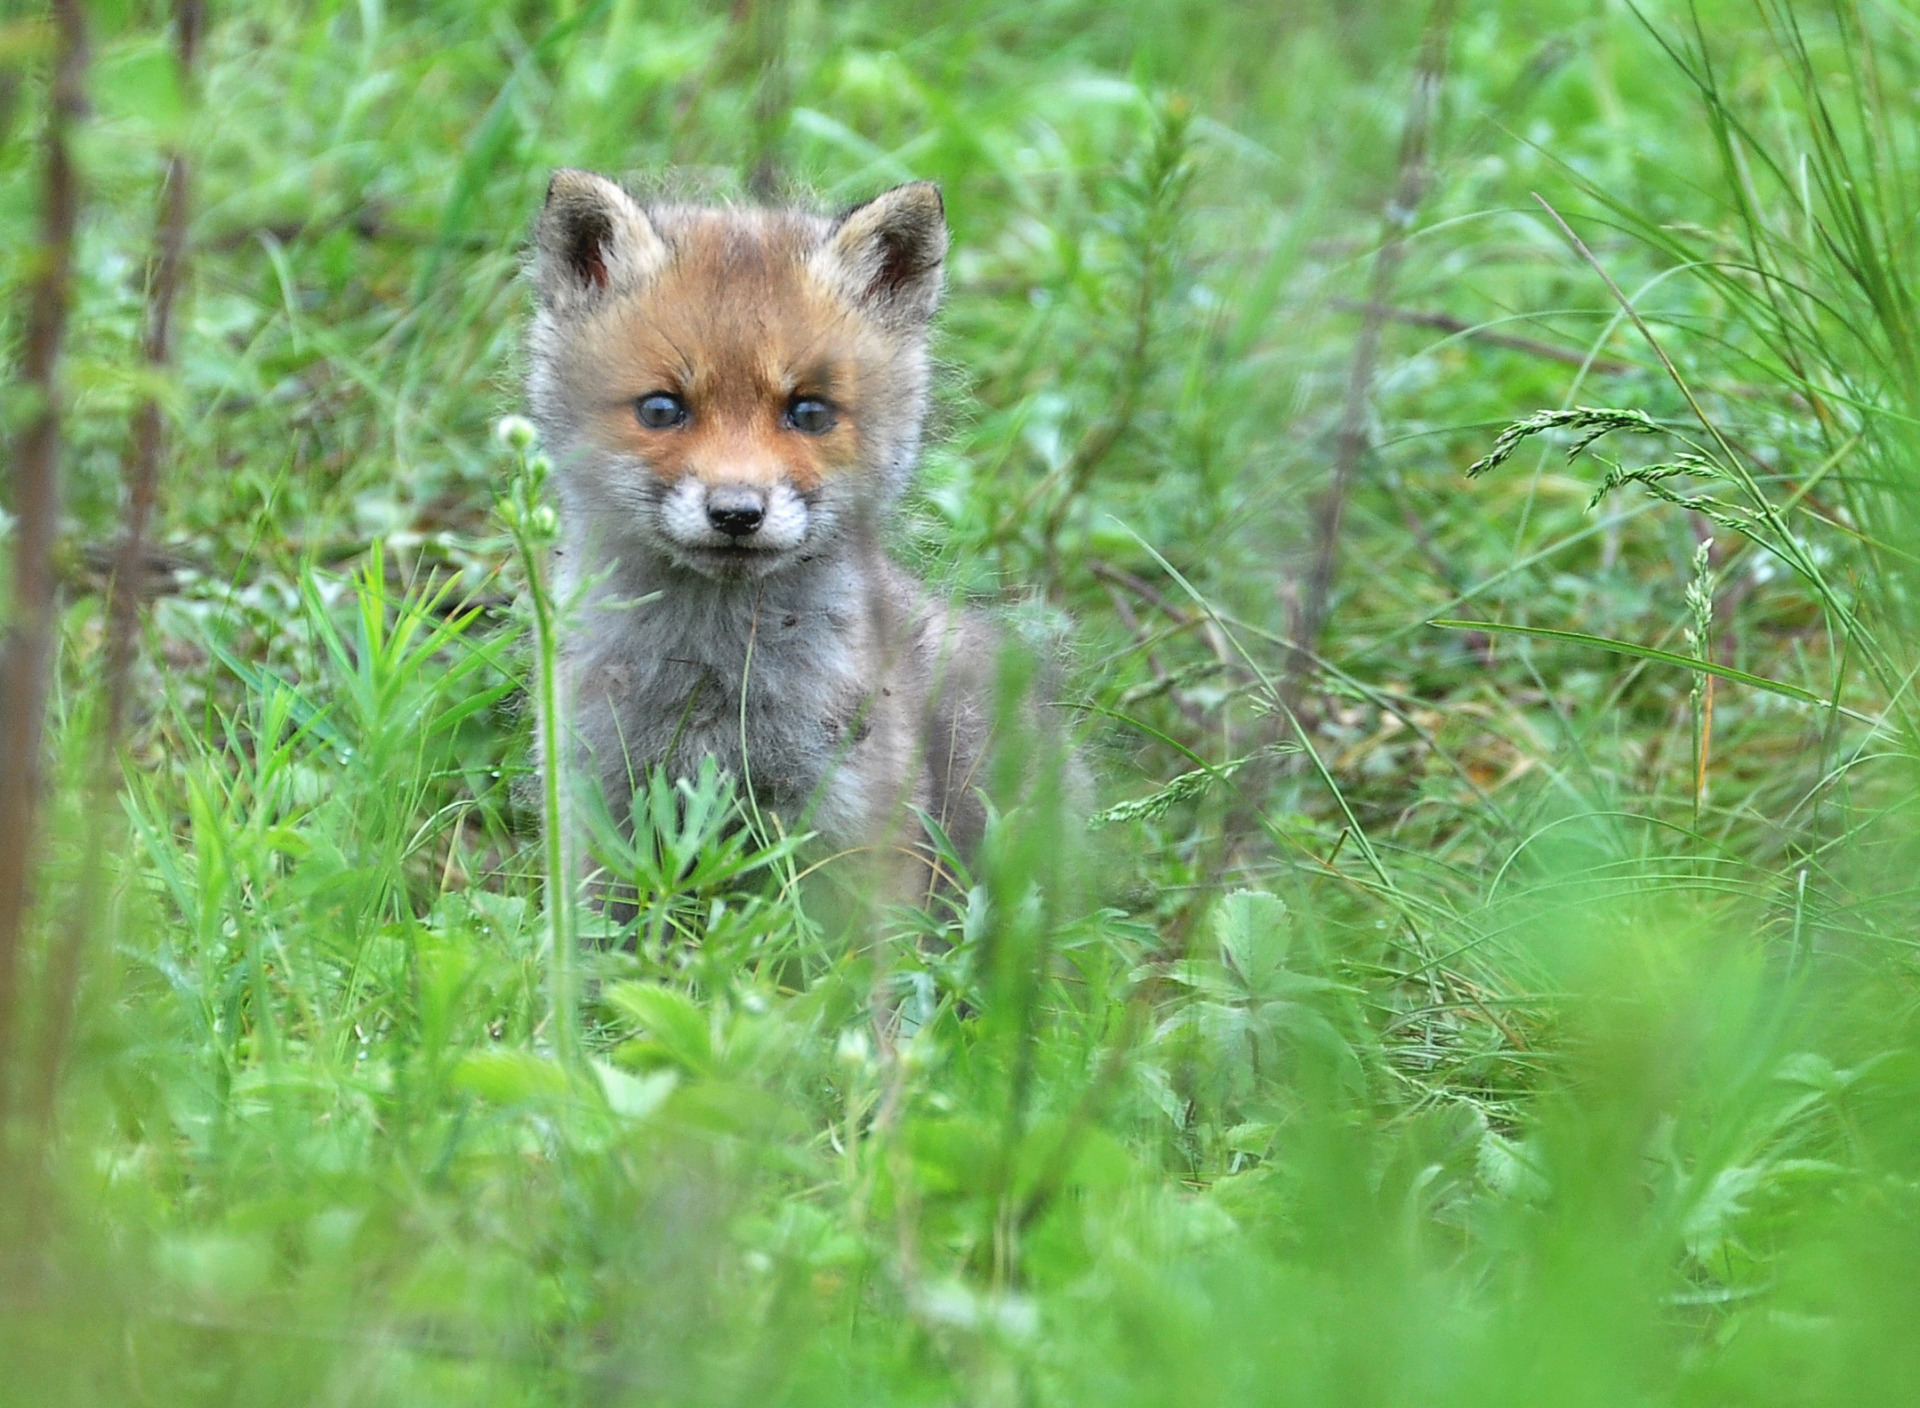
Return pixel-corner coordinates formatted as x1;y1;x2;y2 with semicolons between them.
526;171;1001;892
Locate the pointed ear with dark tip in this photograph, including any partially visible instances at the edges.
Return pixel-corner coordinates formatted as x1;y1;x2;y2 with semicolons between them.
533;169;668;309
815;181;948;325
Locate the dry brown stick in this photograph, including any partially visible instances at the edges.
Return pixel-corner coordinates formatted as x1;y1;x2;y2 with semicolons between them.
0;0;87;1137
107;0;202;743
1288;0;1457;693
32;0;203;1132
1327;299;1637;376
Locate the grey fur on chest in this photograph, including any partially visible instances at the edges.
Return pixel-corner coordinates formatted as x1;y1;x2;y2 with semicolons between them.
560;545;915;839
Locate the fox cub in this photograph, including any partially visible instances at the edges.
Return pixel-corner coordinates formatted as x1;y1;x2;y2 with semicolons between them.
526;170;1017;902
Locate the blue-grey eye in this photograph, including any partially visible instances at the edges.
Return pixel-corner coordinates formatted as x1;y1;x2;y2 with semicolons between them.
635;393;687;430
786;397;836;435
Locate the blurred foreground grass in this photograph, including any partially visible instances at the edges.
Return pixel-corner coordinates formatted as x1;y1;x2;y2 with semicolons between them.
6;0;1920;1401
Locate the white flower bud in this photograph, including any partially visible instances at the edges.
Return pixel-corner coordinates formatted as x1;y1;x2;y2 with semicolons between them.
835;1028;873;1069
494;415;538;451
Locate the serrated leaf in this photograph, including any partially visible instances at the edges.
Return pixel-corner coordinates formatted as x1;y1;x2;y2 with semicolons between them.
605;982;713;1074
1212;889;1291;995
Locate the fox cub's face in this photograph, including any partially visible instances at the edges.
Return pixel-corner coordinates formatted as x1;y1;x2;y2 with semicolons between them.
526;172;947;580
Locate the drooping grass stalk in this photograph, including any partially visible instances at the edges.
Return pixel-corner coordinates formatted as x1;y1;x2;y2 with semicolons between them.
0;0;87;1142
1526;196;1880;680
1547;9;1920;740
497;417;579;1072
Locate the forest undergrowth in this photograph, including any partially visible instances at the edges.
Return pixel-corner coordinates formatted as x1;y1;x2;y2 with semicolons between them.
5;0;1920;1402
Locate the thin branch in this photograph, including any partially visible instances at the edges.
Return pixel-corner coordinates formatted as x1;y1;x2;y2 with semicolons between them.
0;0;87;1138
1093;571;1214;734
1212;1;1456;875
1289;0;1457;690
35;0;202;1132
107;0;202;746
1088;558;1232;664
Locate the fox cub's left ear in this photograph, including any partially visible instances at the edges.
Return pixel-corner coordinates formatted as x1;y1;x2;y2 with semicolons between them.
533;169;668;310
816;181;948;327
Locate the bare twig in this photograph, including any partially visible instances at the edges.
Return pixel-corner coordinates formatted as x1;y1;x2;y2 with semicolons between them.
1288;0;1457;691
1205;2;1457;878
34;0;202;1131
1088;558;1232;664
107;0;202;745
1095;575;1213;733
0;0;87;1136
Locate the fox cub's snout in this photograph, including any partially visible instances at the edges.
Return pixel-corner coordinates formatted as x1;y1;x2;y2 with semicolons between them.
527;169;946;581
524;171;1057;903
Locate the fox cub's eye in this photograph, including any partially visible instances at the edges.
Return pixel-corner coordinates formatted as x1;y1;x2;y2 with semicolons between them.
635;393;688;430
785;397;837;435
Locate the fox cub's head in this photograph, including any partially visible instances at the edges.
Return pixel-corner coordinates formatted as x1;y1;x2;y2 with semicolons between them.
526;171;947;580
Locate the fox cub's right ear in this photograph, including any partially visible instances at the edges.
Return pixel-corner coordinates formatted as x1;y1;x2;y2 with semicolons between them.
533;170;668;310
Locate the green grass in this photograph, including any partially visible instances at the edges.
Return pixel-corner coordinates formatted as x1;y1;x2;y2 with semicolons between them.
7;0;1920;1401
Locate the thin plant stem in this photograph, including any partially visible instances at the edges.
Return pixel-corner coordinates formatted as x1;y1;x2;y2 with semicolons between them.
1531;192;1904;712
498;422;579;1072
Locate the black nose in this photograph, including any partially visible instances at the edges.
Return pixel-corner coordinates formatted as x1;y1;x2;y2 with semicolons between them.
708;502;764;537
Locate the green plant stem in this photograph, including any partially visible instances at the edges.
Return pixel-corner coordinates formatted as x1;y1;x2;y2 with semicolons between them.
511;472;578;1074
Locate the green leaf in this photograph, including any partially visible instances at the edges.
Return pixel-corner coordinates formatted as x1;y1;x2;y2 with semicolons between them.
1212;889;1292;995
605;983;713;1075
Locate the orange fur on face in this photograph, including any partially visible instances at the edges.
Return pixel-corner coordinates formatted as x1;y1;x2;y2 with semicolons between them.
568;211;886;493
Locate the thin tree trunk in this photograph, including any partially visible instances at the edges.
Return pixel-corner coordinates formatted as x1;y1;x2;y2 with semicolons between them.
0;0;88;1136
